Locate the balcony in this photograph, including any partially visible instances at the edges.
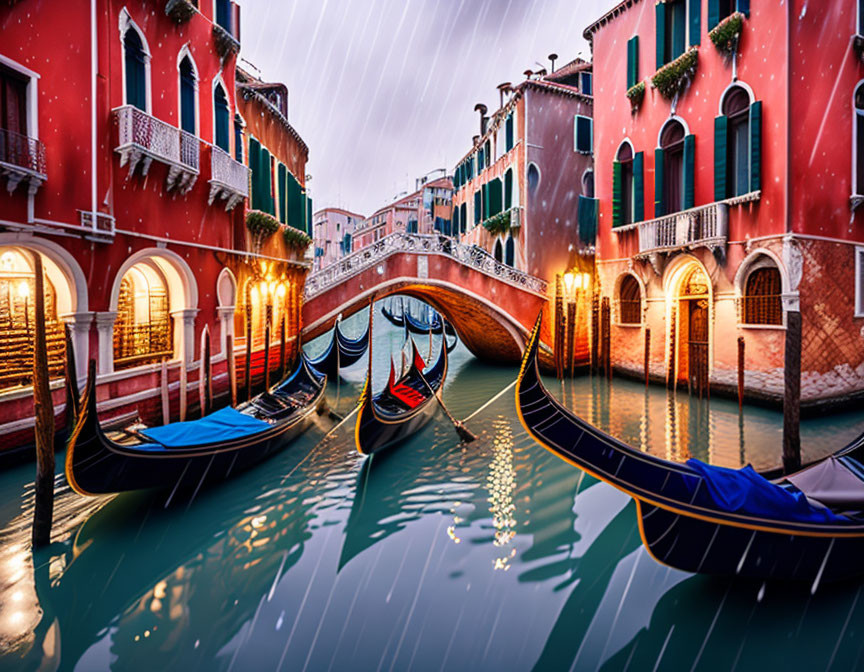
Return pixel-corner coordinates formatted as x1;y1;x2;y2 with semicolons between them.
0;128;46;195
635;201;729;258
208;146;249;211
114;105;199;193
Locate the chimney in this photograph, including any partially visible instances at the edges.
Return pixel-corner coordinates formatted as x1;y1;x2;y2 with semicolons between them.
474;103;488;136
549;53;558;72
496;82;512;109
536;67;548;77
523;69;534;80
472;134;480;147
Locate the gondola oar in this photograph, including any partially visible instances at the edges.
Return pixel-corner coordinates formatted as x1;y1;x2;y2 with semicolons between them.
416;360;476;443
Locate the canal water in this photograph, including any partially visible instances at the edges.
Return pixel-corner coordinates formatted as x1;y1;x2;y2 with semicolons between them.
2;301;864;671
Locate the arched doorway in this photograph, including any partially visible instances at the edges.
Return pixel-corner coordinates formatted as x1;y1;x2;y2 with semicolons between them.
113;263;173;370
672;264;710;395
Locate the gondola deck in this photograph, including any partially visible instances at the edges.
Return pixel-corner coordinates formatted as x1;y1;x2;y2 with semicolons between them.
515;314;864;583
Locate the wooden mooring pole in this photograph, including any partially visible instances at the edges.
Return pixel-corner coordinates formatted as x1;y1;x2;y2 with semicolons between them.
226;332;237;407
591;292;600;373
566;301;576;377
203;325;212;415
737;336;745;411
31;253;54;549
279;313;287;378
244;297;252;402
783;311;802;473
264;321;271;390
644;328;651;387
160;360;170;425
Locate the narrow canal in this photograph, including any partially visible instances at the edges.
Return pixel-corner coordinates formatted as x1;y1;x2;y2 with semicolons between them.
2;301;864;671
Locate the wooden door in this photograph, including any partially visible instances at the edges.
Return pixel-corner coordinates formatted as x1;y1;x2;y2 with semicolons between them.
688;298;709;396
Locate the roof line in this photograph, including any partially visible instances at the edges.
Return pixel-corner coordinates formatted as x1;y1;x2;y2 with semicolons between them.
583;0;642;41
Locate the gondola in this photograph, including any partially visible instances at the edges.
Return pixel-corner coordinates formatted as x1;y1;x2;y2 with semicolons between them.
65;355;327;496
306;317;370;376
516;314;864;584
381;297;456;336
354;314;448;456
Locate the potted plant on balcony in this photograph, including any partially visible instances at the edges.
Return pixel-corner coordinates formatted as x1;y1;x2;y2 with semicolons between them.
651;47;699;101
282;225;313;261
626;81;645;113
165;0;196;23
709;12;745;59
483;210;511;236
246;209;280;254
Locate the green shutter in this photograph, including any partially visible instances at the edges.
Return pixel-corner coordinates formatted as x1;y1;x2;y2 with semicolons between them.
749;100;761;193
634;151;645;222
654;148;665;217
474;190;481;224
708;0;719;30
262;149;274;215
683;134;695;210
656;2;666;68
504;170;513;209
627;36;639;90
714;115;728;201
490;178;503;216
248;138;261;209
612;161;622;228
578;196;598;246
737;0;749;18
689;0;701;46
278;164;288;223
300;190;308;234
307;197;313;234
506;114;514;151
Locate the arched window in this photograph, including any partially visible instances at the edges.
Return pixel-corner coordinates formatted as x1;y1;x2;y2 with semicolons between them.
504;236;515;267
616;143;634;226
856;83;864;196
460;203;467;234
742;265;782;325
504;168;513;210
214;83;230;152
527;163;540;194
0;248;65;391
493;239;503;263
582;170;594;198
179;55;197;134
234;114;244;162
123;27;148;111
723;86;750;197
660;120;686;215
114;263;173;369
618;275;641;324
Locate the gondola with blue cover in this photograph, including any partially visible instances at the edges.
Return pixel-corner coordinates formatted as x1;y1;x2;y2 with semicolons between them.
65;355;327;496
306;317;370;377
516;314;864;584
355;312;448;456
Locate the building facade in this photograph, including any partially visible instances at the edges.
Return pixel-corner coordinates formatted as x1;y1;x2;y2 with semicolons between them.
351;175;453;250
452;63;595;284
312;208;364;270
0;0;311;460
588;0;864;406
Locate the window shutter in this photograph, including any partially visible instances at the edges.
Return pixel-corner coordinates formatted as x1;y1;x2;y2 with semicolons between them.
737;0;750;18
261;148;273;215
654;148;665;217
307;196;313;235
749;100;761;193
578;196;598;246
278;163;287;223
689;0;701;46
612;161;622;228
634;151;645;222
627;37;639;90
683;134;696;210
506;114;514;151
248;138;260;208
505;170;513;209
489;179;502;216
474;190;481;224
656;2;667;69
708;0;720;30
574;116;593;154
714;115;728;201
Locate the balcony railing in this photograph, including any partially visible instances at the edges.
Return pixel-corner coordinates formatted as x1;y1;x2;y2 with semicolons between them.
635;201;728;256
208;145;249;211
0;127;46;194
114;105;199;193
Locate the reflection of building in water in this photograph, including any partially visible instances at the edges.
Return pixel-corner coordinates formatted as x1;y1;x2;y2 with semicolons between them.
487;419;517;570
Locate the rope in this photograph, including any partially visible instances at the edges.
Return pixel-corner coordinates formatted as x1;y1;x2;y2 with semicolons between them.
462;379;517;422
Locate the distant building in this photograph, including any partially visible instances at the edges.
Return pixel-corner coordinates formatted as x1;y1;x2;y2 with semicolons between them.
312;208;365;269
352;175;453;251
451;60;595;284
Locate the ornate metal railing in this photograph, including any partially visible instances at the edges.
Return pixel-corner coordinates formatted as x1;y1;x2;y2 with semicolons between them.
114;105;199;193
635;201;728;256
304;232;548;300
0;128;46;176
208;145;249;211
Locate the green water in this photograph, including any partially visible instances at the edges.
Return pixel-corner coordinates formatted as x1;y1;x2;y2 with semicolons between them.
1;303;864;671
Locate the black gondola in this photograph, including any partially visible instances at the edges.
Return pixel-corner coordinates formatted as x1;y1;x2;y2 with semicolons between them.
354;314;448;456
516;314;864;584
65;355;327;496
306;317;370;376
381;298;456;336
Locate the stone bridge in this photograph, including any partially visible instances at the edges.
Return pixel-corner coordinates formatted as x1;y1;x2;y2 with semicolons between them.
302;233;553;364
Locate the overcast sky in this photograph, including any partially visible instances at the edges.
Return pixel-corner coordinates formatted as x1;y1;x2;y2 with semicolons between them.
240;0;610;216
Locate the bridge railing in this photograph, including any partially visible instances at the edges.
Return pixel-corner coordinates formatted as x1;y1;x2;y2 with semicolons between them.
304;233;548;299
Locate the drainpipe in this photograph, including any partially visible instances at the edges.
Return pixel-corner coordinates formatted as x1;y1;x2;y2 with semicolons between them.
91;0;98;227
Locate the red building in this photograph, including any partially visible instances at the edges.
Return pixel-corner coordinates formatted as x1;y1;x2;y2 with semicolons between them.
0;0;310;460
452;61;595;283
589;0;864;407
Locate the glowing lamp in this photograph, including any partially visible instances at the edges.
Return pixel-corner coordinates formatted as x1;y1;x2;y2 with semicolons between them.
17;282;30;300
276;283;286;299
563;272;575;295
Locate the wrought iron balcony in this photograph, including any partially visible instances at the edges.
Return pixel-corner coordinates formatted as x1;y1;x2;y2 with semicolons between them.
208;145;249;211
0;128;46;195
635;201;729;257
114;105;199;193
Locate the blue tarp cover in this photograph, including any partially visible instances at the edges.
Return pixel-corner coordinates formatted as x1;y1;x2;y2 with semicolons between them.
686;459;848;524
140;407;271;448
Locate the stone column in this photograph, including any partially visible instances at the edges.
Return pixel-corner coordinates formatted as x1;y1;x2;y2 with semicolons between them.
171;308;199;365
217;306;235;357
94;311;118;375
59;311;93;384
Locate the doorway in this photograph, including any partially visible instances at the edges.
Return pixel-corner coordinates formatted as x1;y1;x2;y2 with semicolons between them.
673;265;710;396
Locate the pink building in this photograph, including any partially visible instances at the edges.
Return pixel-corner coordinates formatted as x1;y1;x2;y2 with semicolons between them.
312;208;365;270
